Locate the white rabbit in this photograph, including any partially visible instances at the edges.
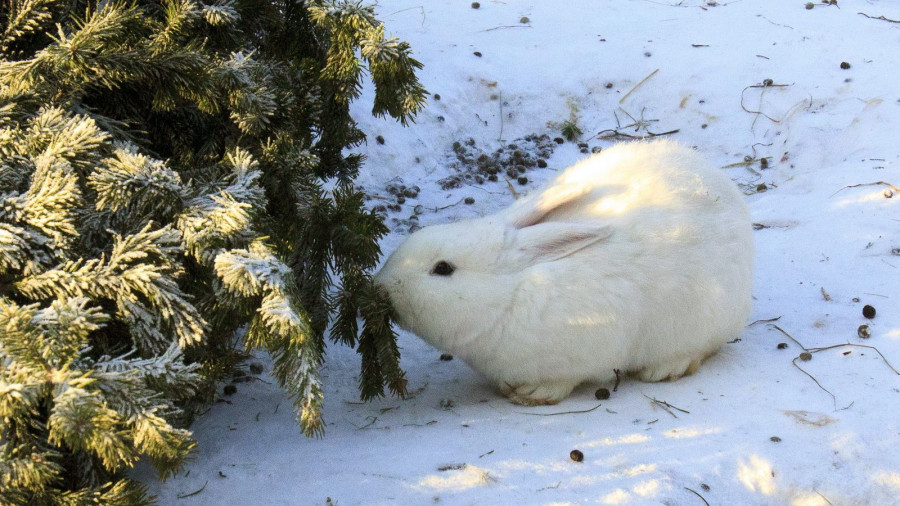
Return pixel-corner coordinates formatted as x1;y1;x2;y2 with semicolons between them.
375;140;753;406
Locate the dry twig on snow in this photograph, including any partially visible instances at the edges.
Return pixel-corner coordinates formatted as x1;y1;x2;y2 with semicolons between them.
831;181;900;197
858;12;900;23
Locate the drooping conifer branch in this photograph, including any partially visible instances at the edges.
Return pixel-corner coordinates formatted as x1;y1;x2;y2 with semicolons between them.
1;0;424;501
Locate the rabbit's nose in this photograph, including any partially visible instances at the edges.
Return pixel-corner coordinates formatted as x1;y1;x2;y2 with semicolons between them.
373;269;387;287
372;285;400;320
373;277;400;301
376;274;400;287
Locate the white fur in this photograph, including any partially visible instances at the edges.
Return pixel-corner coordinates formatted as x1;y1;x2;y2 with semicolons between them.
375;140;753;405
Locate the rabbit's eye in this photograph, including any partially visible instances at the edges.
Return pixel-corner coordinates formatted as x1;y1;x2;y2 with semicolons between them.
431;261;455;276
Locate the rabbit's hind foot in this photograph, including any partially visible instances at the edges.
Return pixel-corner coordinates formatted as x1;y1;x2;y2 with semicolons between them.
499;380;578;406
634;356;704;383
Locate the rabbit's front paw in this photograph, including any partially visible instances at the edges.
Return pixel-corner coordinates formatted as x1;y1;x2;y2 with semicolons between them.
635;356;703;383
499;381;577;406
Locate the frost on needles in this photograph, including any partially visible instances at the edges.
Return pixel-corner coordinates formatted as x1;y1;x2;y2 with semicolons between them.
0;0;425;502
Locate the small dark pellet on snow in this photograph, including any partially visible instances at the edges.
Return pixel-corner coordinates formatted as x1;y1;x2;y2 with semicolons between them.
858;325;871;339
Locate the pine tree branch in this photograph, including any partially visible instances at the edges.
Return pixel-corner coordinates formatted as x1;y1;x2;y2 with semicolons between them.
2;0;428;497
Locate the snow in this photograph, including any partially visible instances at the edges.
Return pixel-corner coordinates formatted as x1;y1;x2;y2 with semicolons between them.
136;1;900;504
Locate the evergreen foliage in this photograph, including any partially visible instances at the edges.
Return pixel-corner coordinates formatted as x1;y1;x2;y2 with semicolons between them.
0;0;425;502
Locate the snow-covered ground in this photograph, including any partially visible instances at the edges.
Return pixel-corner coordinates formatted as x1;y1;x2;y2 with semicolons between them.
138;1;900;504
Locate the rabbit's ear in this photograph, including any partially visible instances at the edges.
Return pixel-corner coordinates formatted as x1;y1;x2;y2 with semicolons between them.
508;182;595;229
506;221;612;266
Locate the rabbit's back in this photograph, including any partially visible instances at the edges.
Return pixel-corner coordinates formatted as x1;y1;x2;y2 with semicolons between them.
510;140;748;230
